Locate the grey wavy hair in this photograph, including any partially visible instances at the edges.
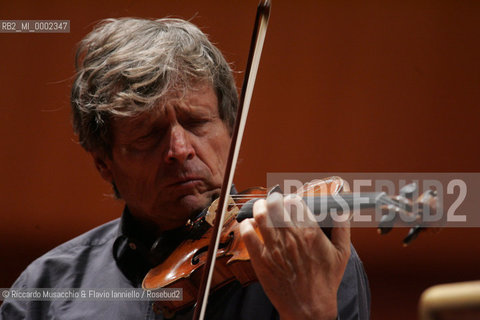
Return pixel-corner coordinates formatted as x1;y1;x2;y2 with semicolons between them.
71;17;238;157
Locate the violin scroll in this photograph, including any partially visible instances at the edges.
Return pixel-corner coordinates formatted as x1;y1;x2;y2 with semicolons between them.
377;182;440;245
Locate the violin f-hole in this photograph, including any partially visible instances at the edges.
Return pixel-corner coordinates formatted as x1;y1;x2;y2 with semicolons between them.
191;232;235;265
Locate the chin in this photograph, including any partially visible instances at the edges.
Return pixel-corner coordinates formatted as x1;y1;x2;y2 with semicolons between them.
178;193;212;214
153;190;217;229
157;194;210;225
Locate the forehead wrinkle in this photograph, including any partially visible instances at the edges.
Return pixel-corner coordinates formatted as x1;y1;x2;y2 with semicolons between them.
173;100;202;117
170;95;217;119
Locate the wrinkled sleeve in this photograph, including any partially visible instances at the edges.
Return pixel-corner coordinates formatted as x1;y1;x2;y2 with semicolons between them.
337;245;371;320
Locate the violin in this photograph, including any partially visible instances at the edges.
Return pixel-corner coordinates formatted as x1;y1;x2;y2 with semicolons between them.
143;176;438;316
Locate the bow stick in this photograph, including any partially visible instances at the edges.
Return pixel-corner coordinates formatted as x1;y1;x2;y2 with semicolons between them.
192;1;271;319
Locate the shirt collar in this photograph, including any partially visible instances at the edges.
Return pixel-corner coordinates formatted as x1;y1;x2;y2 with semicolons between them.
112;186;238;285
113;207;187;286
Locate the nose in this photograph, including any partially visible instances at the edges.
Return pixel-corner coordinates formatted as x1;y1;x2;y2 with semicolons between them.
164;124;195;164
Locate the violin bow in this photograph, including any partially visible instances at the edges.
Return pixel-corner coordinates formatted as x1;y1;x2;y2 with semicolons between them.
192;1;271;319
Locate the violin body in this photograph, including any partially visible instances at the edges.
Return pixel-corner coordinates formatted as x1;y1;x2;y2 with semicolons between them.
142;178;346;315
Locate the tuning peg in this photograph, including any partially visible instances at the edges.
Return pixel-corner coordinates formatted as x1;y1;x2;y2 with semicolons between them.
377;206;398;235
403;225;424;246
416;189;439;218
400;182;418;200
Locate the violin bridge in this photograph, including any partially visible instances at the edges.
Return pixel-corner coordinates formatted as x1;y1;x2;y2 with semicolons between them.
205;196;239;227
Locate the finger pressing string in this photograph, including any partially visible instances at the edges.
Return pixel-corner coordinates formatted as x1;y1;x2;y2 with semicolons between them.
252;198;281;248
265;192;294;228
283;194;318;228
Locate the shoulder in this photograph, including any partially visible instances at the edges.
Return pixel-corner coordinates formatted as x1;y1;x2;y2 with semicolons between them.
11;219;120;289
45;218;120;253
1;219;149;319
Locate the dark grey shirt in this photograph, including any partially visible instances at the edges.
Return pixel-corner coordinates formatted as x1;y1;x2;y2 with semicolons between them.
1;210;370;319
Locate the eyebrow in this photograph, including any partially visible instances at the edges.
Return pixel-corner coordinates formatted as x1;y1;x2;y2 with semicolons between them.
176;106;214;119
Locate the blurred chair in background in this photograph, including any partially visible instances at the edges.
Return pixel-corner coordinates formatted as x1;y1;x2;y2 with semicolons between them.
419;281;480;320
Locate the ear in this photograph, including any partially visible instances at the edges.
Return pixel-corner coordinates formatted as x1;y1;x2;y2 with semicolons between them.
91;152;114;183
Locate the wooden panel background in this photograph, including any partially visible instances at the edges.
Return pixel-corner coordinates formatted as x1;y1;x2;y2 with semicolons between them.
1;1;479;318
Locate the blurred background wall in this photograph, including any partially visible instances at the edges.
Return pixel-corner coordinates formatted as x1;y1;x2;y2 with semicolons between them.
1;0;479;318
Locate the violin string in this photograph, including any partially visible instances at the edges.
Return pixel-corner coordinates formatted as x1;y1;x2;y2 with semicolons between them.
228;193;408;211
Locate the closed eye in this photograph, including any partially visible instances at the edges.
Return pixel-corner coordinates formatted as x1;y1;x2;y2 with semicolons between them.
131;130;162;149
181;117;211;131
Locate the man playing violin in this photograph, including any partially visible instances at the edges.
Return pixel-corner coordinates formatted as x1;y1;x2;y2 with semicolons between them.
1;18;370;320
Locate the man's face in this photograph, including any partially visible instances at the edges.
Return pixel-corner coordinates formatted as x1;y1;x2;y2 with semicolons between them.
96;84;231;231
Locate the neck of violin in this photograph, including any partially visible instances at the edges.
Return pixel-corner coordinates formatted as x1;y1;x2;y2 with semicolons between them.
302;192;386;214
235;192;387;223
